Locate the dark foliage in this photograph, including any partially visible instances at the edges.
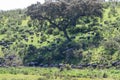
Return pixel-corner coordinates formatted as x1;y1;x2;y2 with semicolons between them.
27;0;103;41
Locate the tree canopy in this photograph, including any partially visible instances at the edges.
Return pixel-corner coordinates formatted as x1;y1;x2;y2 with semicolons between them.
27;0;103;41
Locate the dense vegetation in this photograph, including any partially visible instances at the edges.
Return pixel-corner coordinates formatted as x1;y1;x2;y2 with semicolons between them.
0;0;120;69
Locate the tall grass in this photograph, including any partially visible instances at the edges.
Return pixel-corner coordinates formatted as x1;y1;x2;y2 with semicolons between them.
0;67;120;80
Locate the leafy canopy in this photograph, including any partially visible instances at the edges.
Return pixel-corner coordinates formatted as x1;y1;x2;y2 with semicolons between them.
27;0;103;41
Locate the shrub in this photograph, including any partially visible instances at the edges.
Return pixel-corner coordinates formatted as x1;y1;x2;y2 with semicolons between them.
65;64;72;70
104;40;120;55
0;28;7;34
46;28;53;34
38;77;48;80
103;73;108;78
114;36;120;43
27;20;33;27
41;35;47;42
52;29;59;36
60;67;65;72
3;49;23;67
0;57;5;65
18;20;22;25
69;27;81;34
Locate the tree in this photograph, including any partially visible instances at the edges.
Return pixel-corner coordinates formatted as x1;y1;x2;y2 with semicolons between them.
27;0;103;41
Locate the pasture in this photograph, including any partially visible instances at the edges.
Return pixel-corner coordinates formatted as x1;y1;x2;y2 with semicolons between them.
0;67;120;80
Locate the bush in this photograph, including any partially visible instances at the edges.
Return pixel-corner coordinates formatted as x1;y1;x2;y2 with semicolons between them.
69;27;81;34
65;64;72;70
0;57;5;65
3;49;23;67
38;77;48;80
104;40;120;55
0;28;7;34
41;35;47;42
18;20;22;25
103;73;108;78
52;29;59;36
46;28;53;34
108;7;118;17
114;36;120;43
27;20;33;27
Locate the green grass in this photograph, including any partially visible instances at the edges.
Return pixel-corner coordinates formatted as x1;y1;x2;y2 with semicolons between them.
0;67;120;80
0;74;40;80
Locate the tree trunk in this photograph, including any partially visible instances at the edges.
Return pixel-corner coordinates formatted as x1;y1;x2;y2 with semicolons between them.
63;29;71;41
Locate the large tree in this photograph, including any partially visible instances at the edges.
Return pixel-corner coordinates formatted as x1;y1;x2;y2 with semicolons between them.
27;0;103;41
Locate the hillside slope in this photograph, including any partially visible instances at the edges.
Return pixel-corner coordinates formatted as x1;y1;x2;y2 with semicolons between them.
0;3;120;67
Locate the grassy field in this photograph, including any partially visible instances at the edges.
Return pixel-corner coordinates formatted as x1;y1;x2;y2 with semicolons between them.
0;67;120;80
0;74;40;80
